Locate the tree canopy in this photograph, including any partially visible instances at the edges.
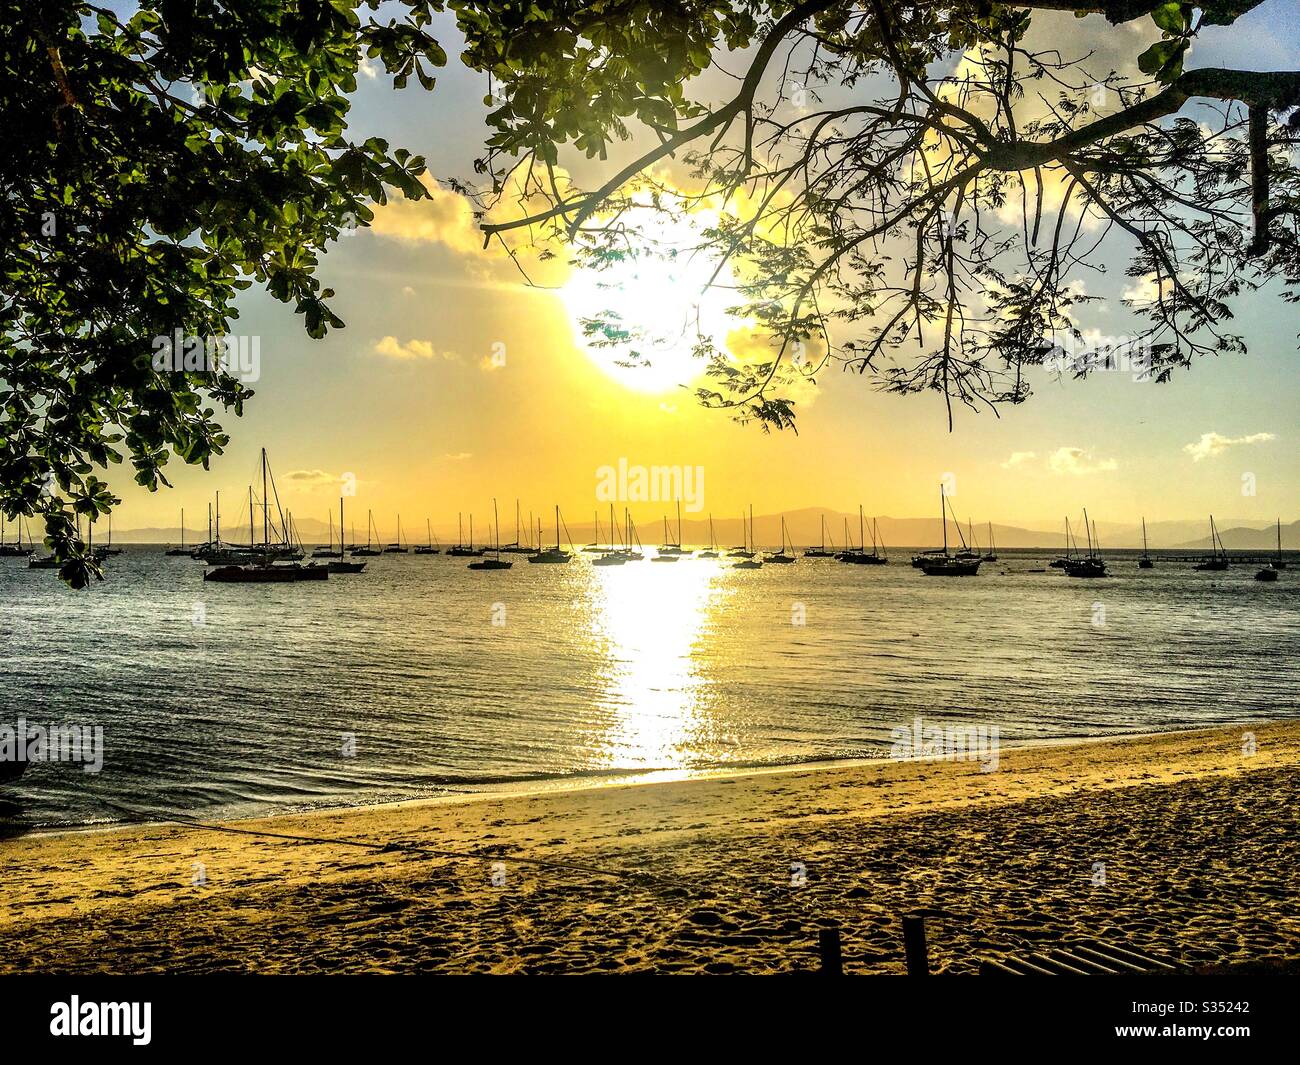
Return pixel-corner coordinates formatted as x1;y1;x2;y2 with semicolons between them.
3;1;1298;583
461;0;1300;431
2;0;440;584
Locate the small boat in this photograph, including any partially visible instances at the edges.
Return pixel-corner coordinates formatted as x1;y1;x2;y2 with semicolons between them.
447;513;485;557
804;515;834;558
0;514;33;557
728;506;756;558
1138;517;1154;569
503;501;537;554
1257;519;1284;581
1270;517;1286;570
327;500;366;572
1063;511;1107;577
313;508;342;558
656;501;691;558
732;507;762;569
841;507;887;565
468;500;513;570
28;554;59;569
764;516;797;563
383;515;409;553
1194;516;1229;571
350;510;382;556
696;516;720;558
165;509;191;555
983;522;998;563
1049;516;1077;569
415;517;440;555
527;506;572;564
918;486;981;576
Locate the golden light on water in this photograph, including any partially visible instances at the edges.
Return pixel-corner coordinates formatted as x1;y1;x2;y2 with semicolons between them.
586;557;730;770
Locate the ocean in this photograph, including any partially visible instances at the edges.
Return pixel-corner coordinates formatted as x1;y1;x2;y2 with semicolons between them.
1;547;1296;828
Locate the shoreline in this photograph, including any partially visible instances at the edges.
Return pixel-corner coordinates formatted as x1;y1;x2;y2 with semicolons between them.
3;721;1297;974
14;716;1288;840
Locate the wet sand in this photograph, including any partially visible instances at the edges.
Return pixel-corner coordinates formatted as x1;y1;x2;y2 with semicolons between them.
2;722;1297;973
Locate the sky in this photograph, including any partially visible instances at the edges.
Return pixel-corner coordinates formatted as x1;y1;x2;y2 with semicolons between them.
108;2;1300;539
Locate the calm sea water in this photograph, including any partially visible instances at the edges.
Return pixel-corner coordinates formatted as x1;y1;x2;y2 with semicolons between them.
1;547;1296;827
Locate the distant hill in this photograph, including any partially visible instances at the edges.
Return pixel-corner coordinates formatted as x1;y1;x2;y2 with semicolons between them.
102;512;1299;550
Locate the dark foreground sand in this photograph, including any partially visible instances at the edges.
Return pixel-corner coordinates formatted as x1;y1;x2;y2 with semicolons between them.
2;723;1297;973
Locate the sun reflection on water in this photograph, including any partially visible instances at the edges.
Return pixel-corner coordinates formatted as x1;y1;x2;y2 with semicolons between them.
584;558;729;771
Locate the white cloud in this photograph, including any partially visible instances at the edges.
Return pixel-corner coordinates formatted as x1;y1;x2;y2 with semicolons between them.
1001;451;1037;469
1183;431;1276;462
371;336;456;361
1048;446;1118;476
283;469;337;485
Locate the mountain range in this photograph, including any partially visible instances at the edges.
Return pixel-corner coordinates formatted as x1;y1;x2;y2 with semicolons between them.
95;509;1299;551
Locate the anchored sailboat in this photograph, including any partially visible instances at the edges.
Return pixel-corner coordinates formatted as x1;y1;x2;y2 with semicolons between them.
764;515;797;563
527;506;572;563
841;506;887;565
917;487;981;576
415;518;440;555
165;509;190;555
656;500;691;558
468;500;513;570
1194;516;1229;571
1138;517;1154;569
804;514;834;558
0;513;32;557
733;506;762;569
697;515;720;558
1062;509;1107;577
1256;518;1283;581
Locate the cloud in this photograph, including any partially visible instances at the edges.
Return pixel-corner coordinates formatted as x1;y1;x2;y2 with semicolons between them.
371;336;455;361
282;470;343;490
1001;451;1037;469
368;183;486;256
1048;446;1117;475
1183;431;1276;462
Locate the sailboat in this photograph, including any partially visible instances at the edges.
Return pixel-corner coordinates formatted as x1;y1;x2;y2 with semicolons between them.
447;513;484;557
696;516;720;558
328;498;367;572
764;516;797;563
733;506;762;569
415;518;440;555
384;516;409;553
804;514;834;558
728;507;755;558
1256;519;1283;581
0;513;32;557
917;487;981;576
652;514;681;562
656;501;691;558
313;510;342;558
503;500;534;554
623;509;645;561
1194;516;1229;571
1050;517;1075;569
983;522;998;562
1138;517;1154;569
841;506;887;565
97;513;122;557
350;510;381;556
1062;510;1107;577
527;506;572;563
205;453;329;581
165;509;190;555
592;505;629;565
468;500;513;569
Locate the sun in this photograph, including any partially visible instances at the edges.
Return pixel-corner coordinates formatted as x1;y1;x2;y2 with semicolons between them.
561;207;742;394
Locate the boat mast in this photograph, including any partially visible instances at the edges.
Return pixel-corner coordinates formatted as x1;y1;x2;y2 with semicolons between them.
262;448;269;548
249;486;254;551
1142;517;1149;557
941;486;948;554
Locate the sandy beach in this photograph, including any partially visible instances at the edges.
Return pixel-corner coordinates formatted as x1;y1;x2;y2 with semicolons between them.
2;723;1297;974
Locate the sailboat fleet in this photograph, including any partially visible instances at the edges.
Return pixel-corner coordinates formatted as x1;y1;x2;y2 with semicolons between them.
3;449;1290;587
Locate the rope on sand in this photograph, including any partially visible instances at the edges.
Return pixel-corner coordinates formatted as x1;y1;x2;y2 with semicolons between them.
163;816;667;887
